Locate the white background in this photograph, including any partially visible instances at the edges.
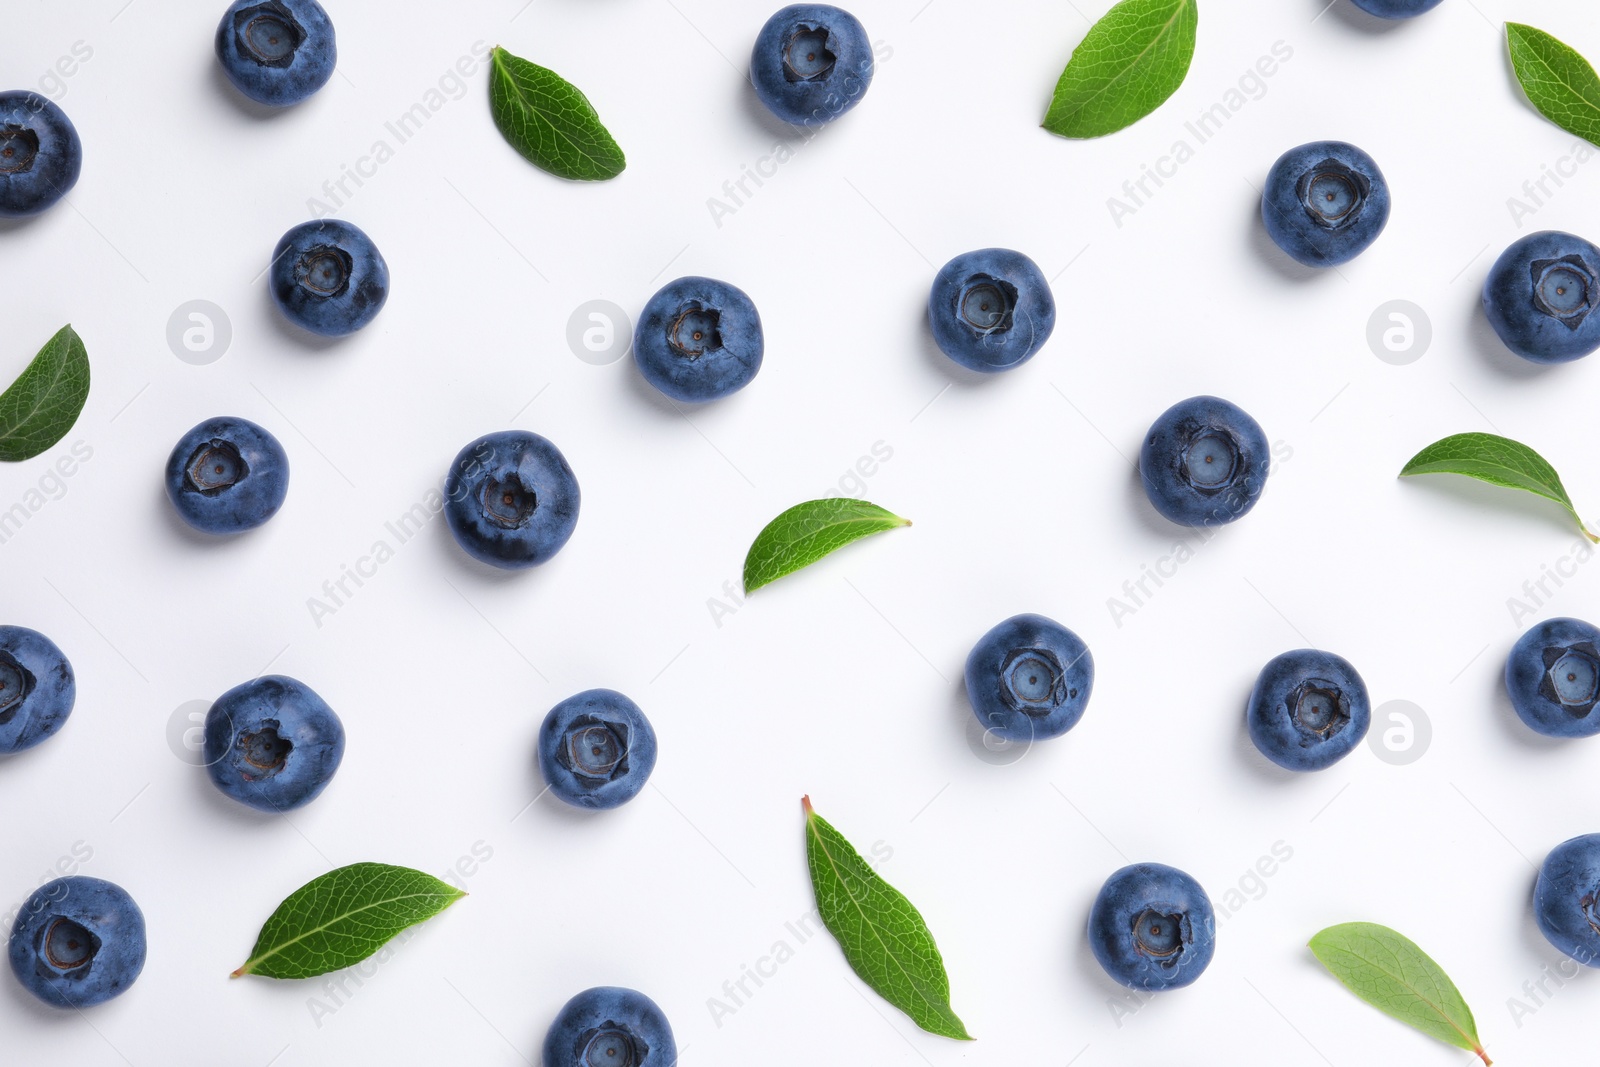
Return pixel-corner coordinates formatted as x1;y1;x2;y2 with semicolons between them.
2;0;1598;1063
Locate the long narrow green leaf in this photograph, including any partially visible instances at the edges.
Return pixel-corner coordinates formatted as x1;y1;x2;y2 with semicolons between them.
1399;432;1596;542
743;499;909;593
804;797;971;1040
233;863;465;980
1310;923;1491;1065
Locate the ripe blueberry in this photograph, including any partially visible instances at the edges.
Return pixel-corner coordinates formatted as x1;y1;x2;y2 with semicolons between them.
1350;0;1445;16
750;4;874;126
1505;617;1600;738
1139;395;1269;527
1247;649;1371;771
1482;231;1600;364
543;986;677;1067
1089;862;1215;991
0;625;74;755
0;91;81;218
635;277;763;403
1534;834;1600;966
8;876;146;1009
165;416;289;535
269;219;389;337
204;675;345;812
444;430;580;570
215;0;336;107
538;689;658;810
964;614;1093;743
928;248;1056;373
1262;141;1390;267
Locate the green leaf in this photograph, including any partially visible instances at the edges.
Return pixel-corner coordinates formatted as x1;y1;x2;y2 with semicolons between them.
1399;432;1596;542
232;863;466;980
488;46;625;181
743;498;910;593
1506;23;1600;149
1042;0;1198;138
0;325;89;462
1310;923;1491;1065
803;797;971;1040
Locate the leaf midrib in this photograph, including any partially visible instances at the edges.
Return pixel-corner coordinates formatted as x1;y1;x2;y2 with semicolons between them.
1053;0;1192;126
807;817;950;1024
238;888;458;975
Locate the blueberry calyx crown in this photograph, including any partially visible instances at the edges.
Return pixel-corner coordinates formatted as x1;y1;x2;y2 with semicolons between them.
668;302;723;359
999;647;1070;715
295;245;352;298
558;716;632;782
1296;159;1369;231
40;916;99;974
783;24;837;82
479;475;538;529
239;721;292;778
0;125;40;175
1179;429;1240;494
1581;889;1600;938
578;1023;646;1067
1131;908;1188;965
1288;679;1350;737
957;274;1017;337
0;650;37;724
233;2;307;68
1530;255;1598;331
1540;642;1600;717
185;440;248;495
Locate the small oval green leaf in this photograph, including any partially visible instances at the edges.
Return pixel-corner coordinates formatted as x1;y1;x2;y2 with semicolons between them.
488;46;625;181
803;797;972;1041
0;325;89;463
1310;923;1491;1065
233;862;466;980
1399;432;1596;542
743;498;910;593
1507;22;1600;149
1043;0;1198;139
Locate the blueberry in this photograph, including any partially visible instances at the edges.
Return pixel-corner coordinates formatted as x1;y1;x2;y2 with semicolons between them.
964;614;1093;744
543;986;676;1067
538;689;658;810
0;92;81;218
1505;617;1600;738
635;277;763;403
928;249;1056;373
1088;863;1215;991
203;675;344;812
1481;231;1600;364
1261;141;1390;267
0;626;74;755
214;0;336;107
269;219;389;337
1349;0;1445;17
750;5;875;126
1247;649;1371;771
164;416;289;535
444;430;580;570
1535;834;1600;966
1139;395;1270;527
8;876;145;1009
